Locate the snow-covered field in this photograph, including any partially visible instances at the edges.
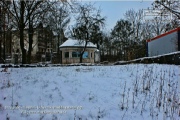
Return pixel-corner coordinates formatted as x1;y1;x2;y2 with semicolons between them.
0;64;179;120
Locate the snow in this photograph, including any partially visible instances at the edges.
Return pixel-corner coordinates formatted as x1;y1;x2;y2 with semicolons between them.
59;39;97;48
114;51;180;65
0;64;179;120
132;51;180;61
147;51;180;58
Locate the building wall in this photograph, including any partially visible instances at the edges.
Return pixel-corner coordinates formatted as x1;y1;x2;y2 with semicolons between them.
60;47;96;64
148;31;178;57
94;51;100;63
10;25;56;63
11;30;39;55
10;30;39;63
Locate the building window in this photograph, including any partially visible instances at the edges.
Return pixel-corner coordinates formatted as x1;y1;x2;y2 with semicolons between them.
72;51;88;58
65;52;69;58
72;52;80;58
83;52;88;58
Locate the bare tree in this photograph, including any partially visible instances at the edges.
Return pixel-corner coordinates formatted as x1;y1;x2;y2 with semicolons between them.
125;9;144;43
26;1;47;63
153;0;180;19
0;1;11;62
1;0;60;64
124;9;146;59
25;1;58;64
70;3;105;63
48;3;70;63
1;1;41;64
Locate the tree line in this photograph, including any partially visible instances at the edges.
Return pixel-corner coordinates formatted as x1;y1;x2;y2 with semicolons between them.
0;0;179;64
0;0;73;64
101;0;180;62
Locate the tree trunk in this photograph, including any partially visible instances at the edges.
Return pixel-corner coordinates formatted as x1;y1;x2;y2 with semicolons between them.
80;49;84;63
27;21;33;64
20;28;26;64
80;55;83;63
20;1;26;64
57;34;60;63
3;8;6;61
79;40;88;63
0;36;2;61
0;6;1;59
3;27;5;60
0;38;1;59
